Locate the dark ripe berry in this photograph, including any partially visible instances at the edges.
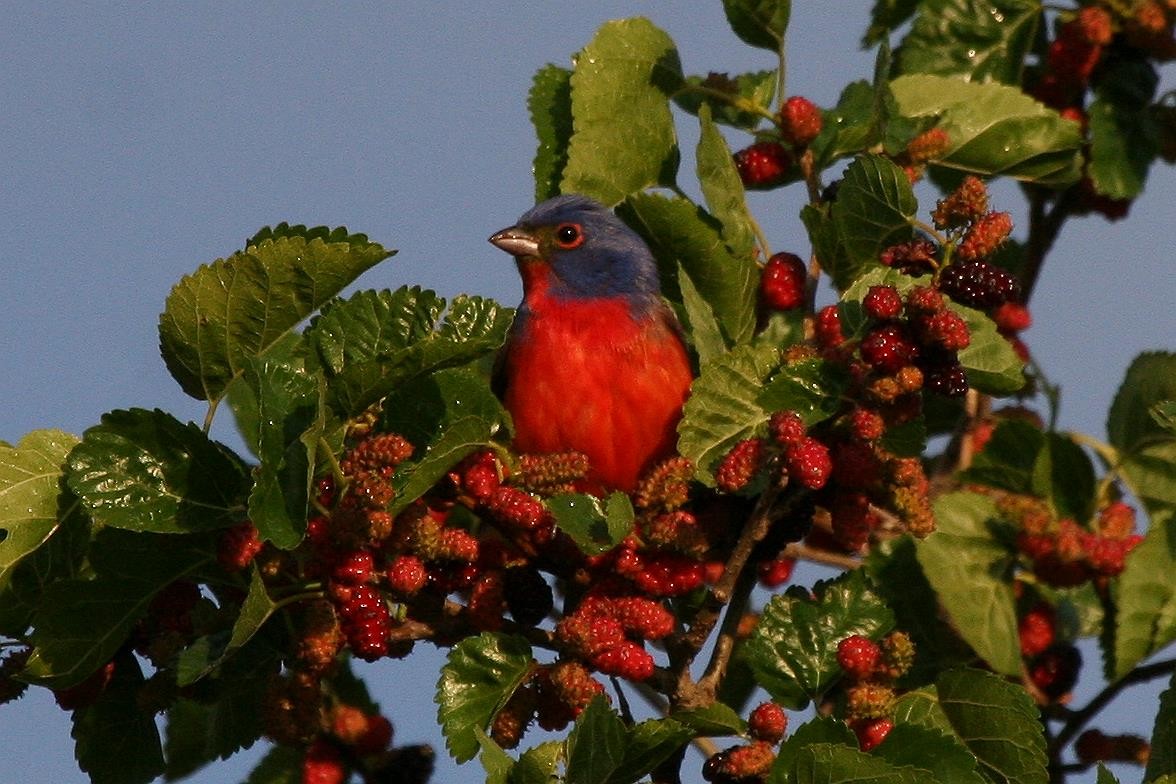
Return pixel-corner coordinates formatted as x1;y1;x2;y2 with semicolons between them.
757;557;796;588
716;437;765;492
503;567;554;626
734;141;792;188
859;324;918;374
815;305;844;349
1029;643;1082;701
938;259;1020;310
218;520;264;572
760;252;807;310
785;437;833;490
922;360;969;397
863;285;903;321
837;635;881;681
769;410;807;446
748;701;788;744
880;238;938;274
778;96;823;147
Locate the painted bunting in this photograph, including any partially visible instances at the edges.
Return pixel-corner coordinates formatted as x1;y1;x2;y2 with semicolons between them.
489;194;693;493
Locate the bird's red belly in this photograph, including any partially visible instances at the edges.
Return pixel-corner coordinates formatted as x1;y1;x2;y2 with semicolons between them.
503;299;692;493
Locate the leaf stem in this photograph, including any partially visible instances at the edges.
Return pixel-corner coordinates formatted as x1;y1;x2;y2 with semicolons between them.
203;398;220;434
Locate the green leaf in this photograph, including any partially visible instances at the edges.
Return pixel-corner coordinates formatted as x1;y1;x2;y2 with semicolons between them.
677;344;779;485
229;335;324;548
1088;55;1159;200
813;81;878;166
0;429;79;579
1108;352;1176;455
530;64;574;202
176;567;277;686
0;499;88;637
936;668;1048;784
1096;764;1121;784
1152;401;1176;436
875;723;987;784
674;70;777;130
25;531;213;688
678;263;728;363
548;492;633;557
512;742;563;784
917;492;1020;675
561;18;682;205
159;225;392;402
784;743;938;784
697;105;756;259
891;687;953;733
436;632;534;763
477;729;515;784
722;0;791;51
961;418;1043;493
758;358;850;426
613;717;692;784
1147;671;1176;781
619;192;758;347
827;155;917;290
951;300;1026;395
1112;505;1176;679
565;696;628;784
382;367;508;453
744;570;894;708
242;746;301;784
864;0;920;46
894;0;1040;84
72;652;164;784
670;703;747;737
1030;432;1096;522
307;288;512;418
891;74;1083;186
66;408;250;534
773;716;858;777
390;414;505;515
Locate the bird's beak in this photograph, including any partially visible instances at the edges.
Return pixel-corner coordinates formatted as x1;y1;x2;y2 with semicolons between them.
489;226;540;258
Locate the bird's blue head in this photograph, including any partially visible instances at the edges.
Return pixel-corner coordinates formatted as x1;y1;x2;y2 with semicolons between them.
489;194;662;310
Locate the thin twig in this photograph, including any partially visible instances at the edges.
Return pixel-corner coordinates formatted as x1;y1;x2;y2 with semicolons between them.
781;541;861;571
698;551;760;694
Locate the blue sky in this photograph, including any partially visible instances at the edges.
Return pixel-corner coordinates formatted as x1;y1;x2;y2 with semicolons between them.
1;4;1172;783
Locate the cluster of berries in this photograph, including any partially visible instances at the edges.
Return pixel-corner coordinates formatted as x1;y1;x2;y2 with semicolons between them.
1001;496;1144;588
701;701;788;783
733;96;823;189
834;631;915;751
490;660;606;748
1015;596;1083;704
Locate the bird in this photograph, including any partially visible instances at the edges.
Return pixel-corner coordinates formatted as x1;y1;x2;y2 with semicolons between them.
489;193;693;494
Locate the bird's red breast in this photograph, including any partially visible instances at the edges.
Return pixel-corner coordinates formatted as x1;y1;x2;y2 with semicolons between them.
501;290;693;494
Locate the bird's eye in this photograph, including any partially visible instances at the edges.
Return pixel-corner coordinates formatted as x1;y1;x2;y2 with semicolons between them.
554;222;584;249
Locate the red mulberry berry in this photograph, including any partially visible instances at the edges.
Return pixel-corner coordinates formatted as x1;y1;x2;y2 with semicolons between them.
994;302;1032;333
387;555;428;595
302;740;347;784
837;635;881;681
485;486;550;531
734;141;792;189
760;252;807;311
853;718;893;752
932;176;989;230
957;211;1013;262
863;285;903;321
332;549;376;586
815;304;844;349
218;520;264;572
778;96;823;147
769;410;807;446
938;259;1020;310
611;596;674;640
748;701;788;744
785;437;832;490
905;127;950;164
1019;602;1056;658
919;310;971;351
757;557;796;588
592;640;655;681
860;324;918;374
848;408;885;442
716;438;764;492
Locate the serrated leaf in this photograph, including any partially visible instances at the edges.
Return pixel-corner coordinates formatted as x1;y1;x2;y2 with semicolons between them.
875;723;987;784
228;334;324;548
382;367;508;453
561;18;682;205
548;492;633;557
177;567;277;686
477;729;514;784
697;105;756;259
670;702;747;737
864;0;920;46
1108;352;1176;455
565;695;628;784
390;414;505;515
1097;764;1121;784
744;570;894;708
678;263;728;363
917;492;1020;675
437;632;533;763
0;429;79;578
1152;401;1176;435
1030;432;1096;522
772;716;858;777
25;531;213;688
619;192;758;347
891;74;1082;185
72;652;164;784
242;746;301;784
785;743;938;784
813;81;879;166
722;0;791;51
1088;55;1159;200
307;288;512;418
950;300;1026;395
678;344;779;485
66;408;250;534
513;742;563;784
1112;505;1176;679
613;717;691;784
894;0;1040;84
961;418;1043;493
936;668;1048;784
159;226;392;402
828;155;917;290
674;70;777;130
530;64;574;202
891;687;953;734
758;358;850;426
1147;671;1176;781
